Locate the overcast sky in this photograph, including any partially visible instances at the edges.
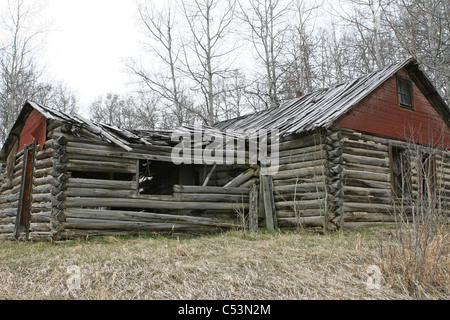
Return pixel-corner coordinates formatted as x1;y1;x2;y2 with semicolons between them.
41;0;142;116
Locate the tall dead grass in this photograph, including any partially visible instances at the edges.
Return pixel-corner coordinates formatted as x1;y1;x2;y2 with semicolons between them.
379;142;449;298
0;227;419;300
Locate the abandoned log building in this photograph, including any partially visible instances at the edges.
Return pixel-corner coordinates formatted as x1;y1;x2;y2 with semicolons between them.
0;57;449;240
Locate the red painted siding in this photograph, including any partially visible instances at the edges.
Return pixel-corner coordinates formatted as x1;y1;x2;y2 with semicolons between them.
336;69;450;148
18;109;47;153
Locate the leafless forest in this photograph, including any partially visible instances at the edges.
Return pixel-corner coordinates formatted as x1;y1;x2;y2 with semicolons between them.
1;0;449;143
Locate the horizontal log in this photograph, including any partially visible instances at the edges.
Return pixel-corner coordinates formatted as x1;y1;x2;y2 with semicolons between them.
343;178;391;190
65;147;138;164
174;193;249;203
343;195;393;204
342;131;391;145
173;185;249;195
278;159;326;172
275;209;326;218
343;154;389;167
33;176;58;187
67;159;136;174
274;182;325;194
278;150;327;165
274;191;326;202
29;223;51;232
63;218;232;232
342;186;391;197
66;178;137;190
64;197;249;210
0;217;16;225
342;147;388;159
65;208;237;228
273;175;325;186
343;139;388;152
278;134;322;151
342;162;390;174
0;208;17;218
343;212;396;222
65;188;136;199
272;166;324;180
278;144;324;158
0;224;14;233
342;169;389;182
275;198;326;210
277;216;325;228
343;202;394;214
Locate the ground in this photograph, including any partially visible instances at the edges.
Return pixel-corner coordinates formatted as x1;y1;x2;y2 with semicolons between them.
0;225;448;300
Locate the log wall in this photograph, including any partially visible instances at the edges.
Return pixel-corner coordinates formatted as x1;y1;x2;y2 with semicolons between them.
48;126;250;239
339;127;450;226
0;119;61;240
271;132;329;229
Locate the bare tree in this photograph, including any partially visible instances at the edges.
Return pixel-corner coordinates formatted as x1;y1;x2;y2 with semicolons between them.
384;0;450;102
180;0;237;125
238;0;293;109
33;81;78;114
0;0;46;143
280;0;320;99
331;0;404;73
127;0;191;127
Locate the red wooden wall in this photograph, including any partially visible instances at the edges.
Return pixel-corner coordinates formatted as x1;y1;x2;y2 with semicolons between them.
336;69;450;148
18;109;47;153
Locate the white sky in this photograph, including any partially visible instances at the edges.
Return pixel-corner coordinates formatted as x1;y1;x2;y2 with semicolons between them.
41;0;142;116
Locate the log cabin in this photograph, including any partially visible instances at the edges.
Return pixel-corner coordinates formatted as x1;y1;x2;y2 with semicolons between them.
0;57;449;240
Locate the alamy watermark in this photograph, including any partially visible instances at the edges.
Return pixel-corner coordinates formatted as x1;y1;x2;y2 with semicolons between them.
366;265;382;290
170;124;280;175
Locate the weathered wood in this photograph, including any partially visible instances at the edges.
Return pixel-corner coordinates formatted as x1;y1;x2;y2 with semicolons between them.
65;208;238;228
224;168;255;188
278;150;327;165
64;197;249;210
342;202;394;214
202;164;217;187
278;159;326;172
260;172;274;232
65;188;136;199
277;216;325;228
343;139;389;152
344;178;391;190
342;169;390;182
272;166;324;180
342;147;388;159
275;198;326;210
173;185;249;194
174;193;248;202
343;212;397;222
274;191;326;201
66;159;136;174
239;177;259;188
278;134;321;151
278;144;323;158
343;153;389;167
248;184;259;233
343;186;391;197
274;182;325;194
343;195;392;204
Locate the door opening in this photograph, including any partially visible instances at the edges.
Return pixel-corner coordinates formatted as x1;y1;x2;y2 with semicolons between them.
14;139;37;240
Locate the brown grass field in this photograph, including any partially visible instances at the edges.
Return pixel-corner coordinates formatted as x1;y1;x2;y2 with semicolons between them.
0;225;448;300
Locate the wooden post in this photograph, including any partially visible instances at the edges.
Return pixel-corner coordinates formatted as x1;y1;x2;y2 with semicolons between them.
260;163;274;232
202;164;217;187
249;184;259;233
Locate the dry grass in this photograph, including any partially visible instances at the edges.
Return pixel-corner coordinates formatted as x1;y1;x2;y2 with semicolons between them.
0;226;447;300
